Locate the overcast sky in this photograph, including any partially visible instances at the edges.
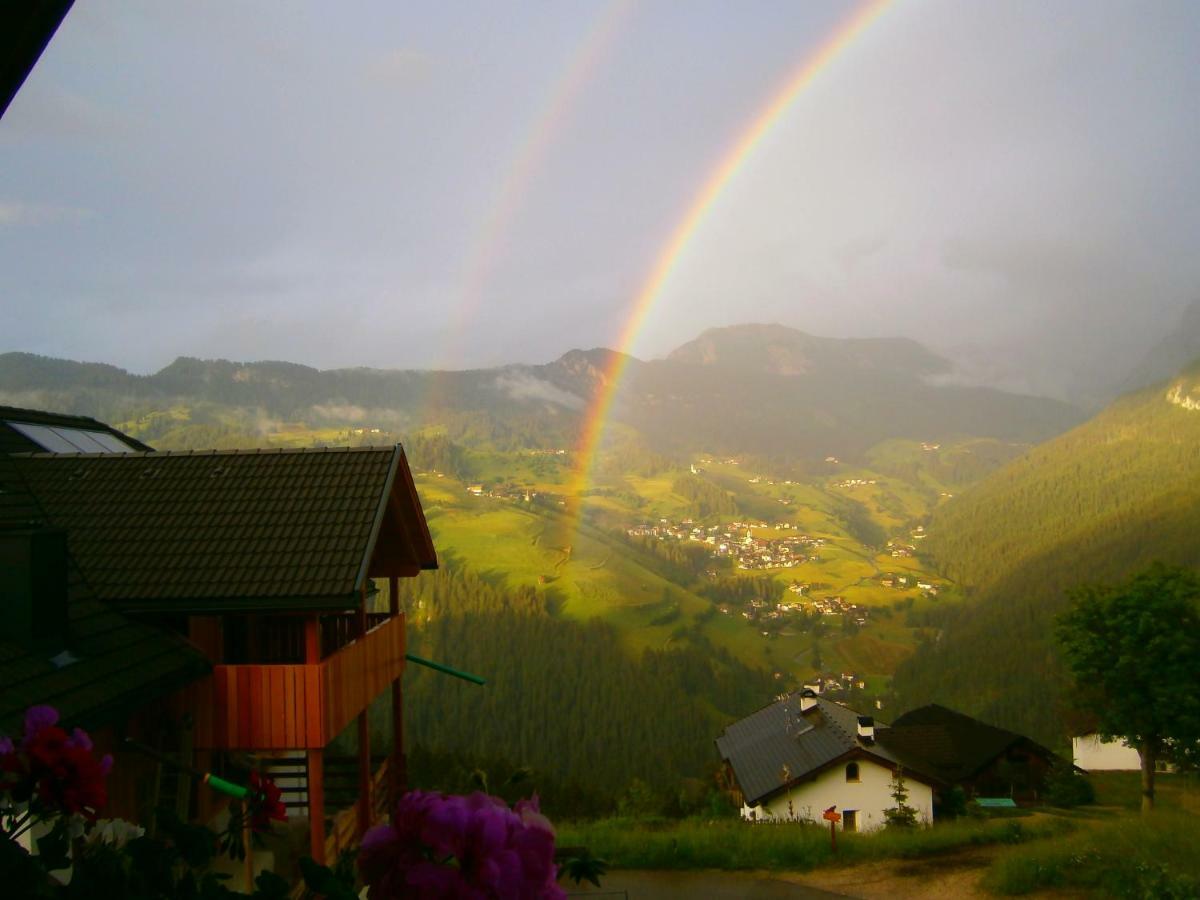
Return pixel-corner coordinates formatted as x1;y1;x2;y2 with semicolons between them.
3;1;1199;399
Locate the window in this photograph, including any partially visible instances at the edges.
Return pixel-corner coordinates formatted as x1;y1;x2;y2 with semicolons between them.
845;762;860;782
6;421;136;454
843;809;858;832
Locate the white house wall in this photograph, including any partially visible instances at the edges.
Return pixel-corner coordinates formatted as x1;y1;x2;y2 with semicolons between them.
741;758;932;832
1072;734;1141;771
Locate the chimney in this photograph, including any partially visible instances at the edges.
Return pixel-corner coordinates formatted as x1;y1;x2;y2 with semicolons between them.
0;528;69;651
857;715;875;744
799;688;818;713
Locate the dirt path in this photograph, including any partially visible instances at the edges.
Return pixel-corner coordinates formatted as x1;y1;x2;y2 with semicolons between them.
780;846;1002;900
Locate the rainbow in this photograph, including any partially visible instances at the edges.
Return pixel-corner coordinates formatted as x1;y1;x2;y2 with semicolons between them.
563;0;895;515
437;0;635;372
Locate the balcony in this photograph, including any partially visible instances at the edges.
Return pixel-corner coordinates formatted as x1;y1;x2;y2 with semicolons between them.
185;612;405;750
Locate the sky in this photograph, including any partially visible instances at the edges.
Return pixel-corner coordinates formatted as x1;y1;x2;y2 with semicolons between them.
2;0;1199;401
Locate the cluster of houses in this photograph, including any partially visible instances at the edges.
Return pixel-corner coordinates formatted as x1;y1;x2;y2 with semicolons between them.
887;539;916;558
807;594;870;625
718;590;870;638
833;477;877;489
465;482;540;504
626;519;825;571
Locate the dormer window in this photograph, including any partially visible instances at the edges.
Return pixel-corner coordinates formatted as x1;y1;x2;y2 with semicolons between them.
845;762;860;782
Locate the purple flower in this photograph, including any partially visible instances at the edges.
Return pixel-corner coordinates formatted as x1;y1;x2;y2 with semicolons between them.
360;790;565;899
22;705;59;744
0;735;13;756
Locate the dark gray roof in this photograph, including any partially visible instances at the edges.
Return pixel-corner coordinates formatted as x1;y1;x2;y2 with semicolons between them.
11;446;436;612
0;454;209;735
716;694;909;806
878;704;1061;784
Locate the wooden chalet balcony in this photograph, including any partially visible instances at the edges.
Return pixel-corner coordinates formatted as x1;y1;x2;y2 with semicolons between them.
186;613;405;751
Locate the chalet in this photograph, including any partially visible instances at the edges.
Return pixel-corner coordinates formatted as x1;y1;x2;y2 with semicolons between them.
717;695;1062;829
716;690;934;832
0;406;437;864
882;705;1061;805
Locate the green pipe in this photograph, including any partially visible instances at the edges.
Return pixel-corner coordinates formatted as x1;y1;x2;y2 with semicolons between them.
405;652;486;685
123;738;252;800
204;774;249;800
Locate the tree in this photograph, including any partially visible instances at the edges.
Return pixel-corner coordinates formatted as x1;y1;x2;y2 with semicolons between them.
1055;563;1200;812
883;768;919;828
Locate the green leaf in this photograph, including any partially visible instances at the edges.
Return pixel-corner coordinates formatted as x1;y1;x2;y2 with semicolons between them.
36;820;71;872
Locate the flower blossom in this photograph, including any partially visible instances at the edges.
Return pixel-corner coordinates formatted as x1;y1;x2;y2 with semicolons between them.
0;705;112;821
359;790;565;899
247;771;287;832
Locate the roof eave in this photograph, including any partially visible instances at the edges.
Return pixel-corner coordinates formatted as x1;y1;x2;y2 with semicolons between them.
106;592;365;614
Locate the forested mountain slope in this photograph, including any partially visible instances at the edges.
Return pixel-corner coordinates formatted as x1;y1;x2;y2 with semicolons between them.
893;364;1200;745
0;323;1079;462
396;560;775;815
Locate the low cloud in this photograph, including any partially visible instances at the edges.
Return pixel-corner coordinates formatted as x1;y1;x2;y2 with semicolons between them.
836;234;887;272
493;372;583;409
0;202;93;227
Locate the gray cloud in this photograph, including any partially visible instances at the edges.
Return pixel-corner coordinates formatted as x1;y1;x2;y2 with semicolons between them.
492;373;584;409
1;0;1198;403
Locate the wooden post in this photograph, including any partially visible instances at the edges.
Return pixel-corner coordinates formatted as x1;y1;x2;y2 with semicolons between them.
304;616;325;862
304;616;321;665
356;594;371;837
306;749;325;865
389;574;405;809
243;815;254;891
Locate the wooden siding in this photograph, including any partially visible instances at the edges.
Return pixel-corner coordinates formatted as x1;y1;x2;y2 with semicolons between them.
187;614;405;750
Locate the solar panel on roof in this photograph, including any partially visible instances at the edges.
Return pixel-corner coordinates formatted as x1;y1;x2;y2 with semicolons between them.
7;421;136;454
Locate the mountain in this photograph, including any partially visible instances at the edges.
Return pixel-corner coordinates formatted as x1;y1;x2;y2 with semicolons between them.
668;323;949;380
0;324;1080;461
892;361;1200;745
617;324;1077;458
1120;298;1200;395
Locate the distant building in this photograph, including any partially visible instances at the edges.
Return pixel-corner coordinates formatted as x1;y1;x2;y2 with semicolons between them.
1072;734;1141;771
716;691;933;832
717;696;1062;829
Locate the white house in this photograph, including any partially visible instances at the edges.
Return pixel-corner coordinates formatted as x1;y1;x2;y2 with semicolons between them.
1072;734;1175;773
1072;733;1141;771
716;691;934;832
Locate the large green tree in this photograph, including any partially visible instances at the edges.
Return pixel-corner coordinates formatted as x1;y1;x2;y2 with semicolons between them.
1056;563;1200;812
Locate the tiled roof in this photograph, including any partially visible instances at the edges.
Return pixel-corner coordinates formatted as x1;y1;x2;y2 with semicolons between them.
0;456;209;734
879;704;1059;783
11;446;434;611
716;694;908;806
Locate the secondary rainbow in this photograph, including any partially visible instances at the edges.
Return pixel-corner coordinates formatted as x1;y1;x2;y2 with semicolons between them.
437;0;635;372
564;0;895;508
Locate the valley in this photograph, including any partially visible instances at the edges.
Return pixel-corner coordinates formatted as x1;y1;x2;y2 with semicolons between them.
7;324;1196;814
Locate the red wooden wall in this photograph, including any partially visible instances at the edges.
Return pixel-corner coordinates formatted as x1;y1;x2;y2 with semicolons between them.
185;613;406;750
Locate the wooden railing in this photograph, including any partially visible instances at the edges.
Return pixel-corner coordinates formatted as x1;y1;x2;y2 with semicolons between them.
325;756;392;862
186;613;406;750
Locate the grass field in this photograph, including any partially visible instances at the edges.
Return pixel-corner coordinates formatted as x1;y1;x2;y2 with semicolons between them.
408;447;956;683
982;773;1200;896
558;814;1072;872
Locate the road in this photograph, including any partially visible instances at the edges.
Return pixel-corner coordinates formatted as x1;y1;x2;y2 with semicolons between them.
566;870;852;899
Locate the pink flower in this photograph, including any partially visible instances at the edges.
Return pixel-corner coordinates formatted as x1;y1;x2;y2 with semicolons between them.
1;705;112;821
359;791;565;899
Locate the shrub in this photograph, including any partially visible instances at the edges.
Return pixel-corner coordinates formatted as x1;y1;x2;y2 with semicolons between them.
1043;764;1095;808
